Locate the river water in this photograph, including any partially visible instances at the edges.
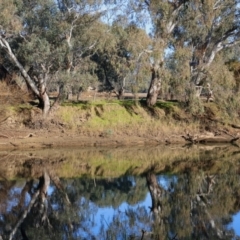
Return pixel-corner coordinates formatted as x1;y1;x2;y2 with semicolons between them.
0;144;240;239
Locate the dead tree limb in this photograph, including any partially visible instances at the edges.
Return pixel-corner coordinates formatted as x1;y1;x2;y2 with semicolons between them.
182;133;239;144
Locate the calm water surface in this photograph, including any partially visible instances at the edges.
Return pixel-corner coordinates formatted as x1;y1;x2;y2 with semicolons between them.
0;145;240;239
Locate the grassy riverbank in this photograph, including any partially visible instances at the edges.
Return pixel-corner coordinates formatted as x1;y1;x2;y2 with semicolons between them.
0;98;206;147
1;81;240;149
57;100;199;138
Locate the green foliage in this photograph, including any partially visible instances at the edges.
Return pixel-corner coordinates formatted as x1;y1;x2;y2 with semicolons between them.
1;0;240;118
17;36;51;65
0;0;22;32
92;23;151;93
187;93;205;116
167;47;192;101
209;55;240;118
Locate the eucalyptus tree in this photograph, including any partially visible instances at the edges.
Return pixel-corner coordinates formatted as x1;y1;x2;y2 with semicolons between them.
0;0;58;116
53;0;109;99
186;0;240;98
123;0;240;107
126;0;191;106
0;0;107;116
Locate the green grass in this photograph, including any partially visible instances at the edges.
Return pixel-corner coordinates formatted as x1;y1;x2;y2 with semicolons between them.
57;100;149;131
87;105;143;127
61;99;137;108
155;100;179;109
55;99;203;138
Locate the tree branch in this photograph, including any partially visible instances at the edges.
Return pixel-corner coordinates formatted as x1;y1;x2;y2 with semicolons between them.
0;36;40;96
9;190;40;240
166;0;190;34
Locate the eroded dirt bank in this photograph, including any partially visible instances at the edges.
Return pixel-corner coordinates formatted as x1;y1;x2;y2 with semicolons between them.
0;128;186;150
0;123;239;150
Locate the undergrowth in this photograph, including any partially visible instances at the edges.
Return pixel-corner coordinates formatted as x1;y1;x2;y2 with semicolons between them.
1;80;239;137
0;82;33;127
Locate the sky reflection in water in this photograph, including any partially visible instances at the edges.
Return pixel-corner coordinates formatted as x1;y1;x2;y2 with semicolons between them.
94;180;240;238
1;173;240;239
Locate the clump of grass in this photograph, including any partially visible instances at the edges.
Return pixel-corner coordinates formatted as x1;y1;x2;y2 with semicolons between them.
56;106;90;130
89;105;143;125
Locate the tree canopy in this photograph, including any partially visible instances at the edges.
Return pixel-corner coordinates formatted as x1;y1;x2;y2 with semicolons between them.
1;0;240;115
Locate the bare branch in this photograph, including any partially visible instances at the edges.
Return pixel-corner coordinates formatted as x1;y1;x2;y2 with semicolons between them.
213;0;223;10
144;0;150;7
0;38;7;49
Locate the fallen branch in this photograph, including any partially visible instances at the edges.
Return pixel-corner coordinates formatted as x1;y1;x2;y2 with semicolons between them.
208;117;240;130
230;124;240;129
10;142;18;147
0;133;34;140
182;133;239;144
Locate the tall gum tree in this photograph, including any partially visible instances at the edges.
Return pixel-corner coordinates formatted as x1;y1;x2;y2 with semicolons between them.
92;22;151;99
186;0;240;95
127;0;240;105
0;0;53;116
132;0;190;106
54;0;106;96
0;0;107;116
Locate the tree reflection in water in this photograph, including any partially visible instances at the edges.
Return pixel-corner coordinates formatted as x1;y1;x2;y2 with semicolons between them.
0;169;240;239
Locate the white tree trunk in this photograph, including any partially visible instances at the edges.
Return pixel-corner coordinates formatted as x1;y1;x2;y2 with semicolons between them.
0;36;51;116
0;37;39;95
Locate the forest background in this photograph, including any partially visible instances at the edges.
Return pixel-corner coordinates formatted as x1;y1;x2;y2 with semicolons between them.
1;0;240;147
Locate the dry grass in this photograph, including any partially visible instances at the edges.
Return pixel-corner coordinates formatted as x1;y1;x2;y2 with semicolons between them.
0;82;33;128
0;82;30;105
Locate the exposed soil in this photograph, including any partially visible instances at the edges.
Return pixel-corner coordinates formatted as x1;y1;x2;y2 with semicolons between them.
0;116;239;151
0;124;184;150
